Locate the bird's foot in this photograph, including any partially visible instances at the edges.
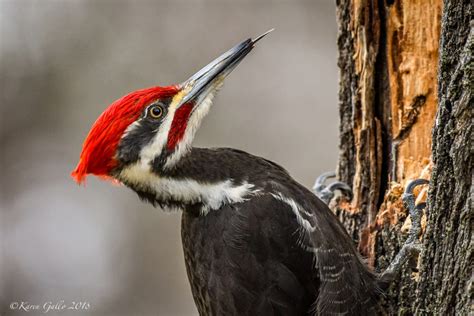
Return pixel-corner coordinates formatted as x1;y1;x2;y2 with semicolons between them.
381;178;429;280
313;171;353;204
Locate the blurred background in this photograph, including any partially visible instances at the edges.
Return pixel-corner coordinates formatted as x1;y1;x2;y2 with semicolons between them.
0;1;338;315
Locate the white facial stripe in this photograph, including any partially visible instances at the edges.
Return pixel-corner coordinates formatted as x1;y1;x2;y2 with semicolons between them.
138;93;183;166
164;91;216;169
120;90;188;169
164;79;224;169
119;77;223;171
119;162;258;214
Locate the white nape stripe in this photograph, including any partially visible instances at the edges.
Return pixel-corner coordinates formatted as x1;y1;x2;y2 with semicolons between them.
270;192;316;232
119;162;258;215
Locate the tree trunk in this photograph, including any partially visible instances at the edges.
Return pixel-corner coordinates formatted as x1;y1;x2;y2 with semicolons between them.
334;0;472;314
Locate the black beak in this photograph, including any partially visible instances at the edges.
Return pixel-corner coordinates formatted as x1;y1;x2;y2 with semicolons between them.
178;29;273;106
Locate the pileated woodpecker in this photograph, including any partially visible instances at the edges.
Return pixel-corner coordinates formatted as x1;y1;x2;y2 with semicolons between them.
72;31;426;315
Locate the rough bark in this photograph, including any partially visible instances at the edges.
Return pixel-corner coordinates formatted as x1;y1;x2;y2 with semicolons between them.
415;3;473;314
334;0;472;314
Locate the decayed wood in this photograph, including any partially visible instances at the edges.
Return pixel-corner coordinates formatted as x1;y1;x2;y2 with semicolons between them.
335;0;383;265
335;0;441;258
333;0;473;314
386;0;441;183
350;0;384;266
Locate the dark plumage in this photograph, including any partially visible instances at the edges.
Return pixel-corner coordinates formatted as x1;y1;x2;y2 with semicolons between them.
143;148;381;315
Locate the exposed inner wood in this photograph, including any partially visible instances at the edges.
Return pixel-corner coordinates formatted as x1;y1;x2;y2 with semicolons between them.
386;0;441;183
342;0;441;261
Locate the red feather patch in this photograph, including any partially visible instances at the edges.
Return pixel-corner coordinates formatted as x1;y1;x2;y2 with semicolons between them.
167;102;194;150
71;85;178;184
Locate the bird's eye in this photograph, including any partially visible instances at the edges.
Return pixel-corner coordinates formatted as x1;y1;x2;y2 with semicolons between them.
148;105;164;119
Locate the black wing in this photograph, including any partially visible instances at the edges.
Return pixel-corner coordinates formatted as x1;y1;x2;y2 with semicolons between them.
270;183;382;315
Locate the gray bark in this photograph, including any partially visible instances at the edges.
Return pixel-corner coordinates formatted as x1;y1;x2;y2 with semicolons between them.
415;3;473;314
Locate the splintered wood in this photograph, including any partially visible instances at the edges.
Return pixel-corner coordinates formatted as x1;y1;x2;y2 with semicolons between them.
386;0;441;183
335;0;441;264
348;0;440;210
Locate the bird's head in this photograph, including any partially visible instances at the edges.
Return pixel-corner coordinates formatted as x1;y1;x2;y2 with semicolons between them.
72;30;272;184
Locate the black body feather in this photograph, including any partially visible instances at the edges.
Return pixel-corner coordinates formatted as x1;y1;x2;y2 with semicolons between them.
128;148;382;315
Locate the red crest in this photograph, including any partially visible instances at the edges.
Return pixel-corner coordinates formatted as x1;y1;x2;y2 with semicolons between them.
71;86;178;184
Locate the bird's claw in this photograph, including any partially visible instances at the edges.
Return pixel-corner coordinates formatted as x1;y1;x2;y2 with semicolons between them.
313;171;353;204
381;178;429;279
401;178;429;244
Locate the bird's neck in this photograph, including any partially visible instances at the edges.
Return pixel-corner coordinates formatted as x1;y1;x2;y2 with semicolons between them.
117;147;260;214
